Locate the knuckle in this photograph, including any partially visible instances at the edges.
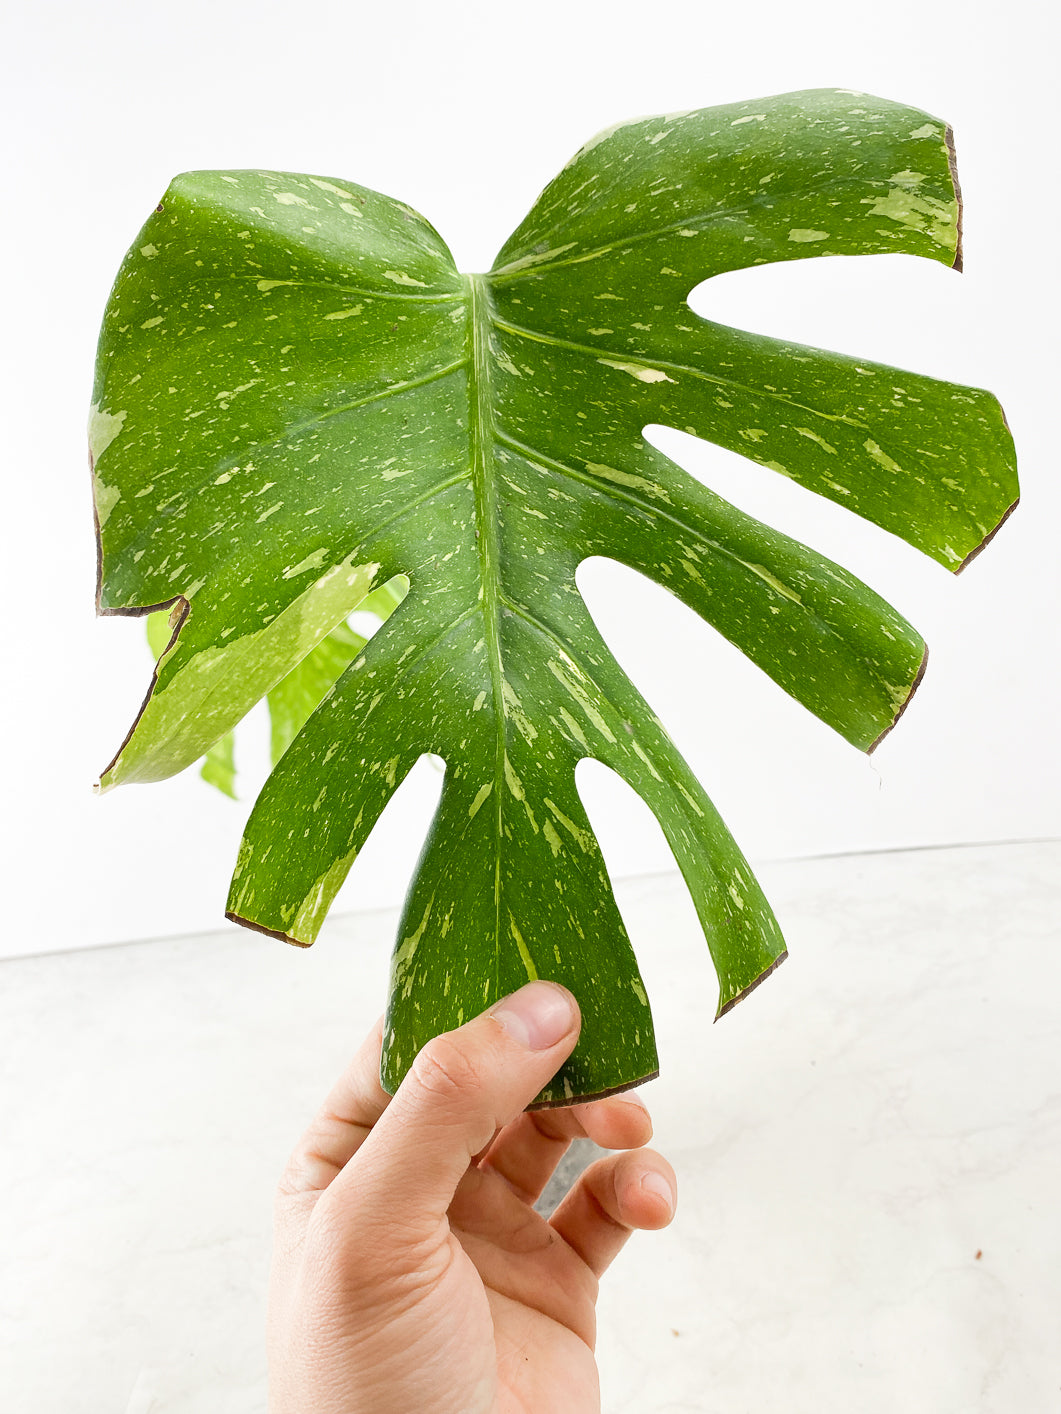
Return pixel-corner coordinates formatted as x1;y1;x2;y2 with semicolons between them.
275;1162;308;1202
275;1146;340;1201
582;1158;629;1229
302;1191;352;1263
408;1033;482;1107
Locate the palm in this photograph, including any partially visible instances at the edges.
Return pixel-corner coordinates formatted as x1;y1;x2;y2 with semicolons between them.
489;1290;600;1414
412;1107;661;1413
269;1007;675;1414
448;1168;600;1410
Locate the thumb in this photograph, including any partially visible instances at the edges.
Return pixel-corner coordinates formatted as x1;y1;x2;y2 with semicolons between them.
331;982;580;1229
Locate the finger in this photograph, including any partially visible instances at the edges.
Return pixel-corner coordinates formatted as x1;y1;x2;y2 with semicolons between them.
323;981;580;1235
479;1091;653;1204
277;1015;391;1198
549;1148;676;1278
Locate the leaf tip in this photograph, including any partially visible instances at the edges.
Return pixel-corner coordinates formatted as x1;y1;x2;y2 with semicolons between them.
92;594;192;788
526;1069;662;1111
715;950;788;1020
867;645;930;754
955;495;1020;574
224;909;311;947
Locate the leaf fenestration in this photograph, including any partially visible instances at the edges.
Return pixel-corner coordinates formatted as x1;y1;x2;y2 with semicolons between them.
92;90;1018;1103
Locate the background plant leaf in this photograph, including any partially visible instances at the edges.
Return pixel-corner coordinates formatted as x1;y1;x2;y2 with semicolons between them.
91;89;1018;1103
144;578;404;793
146;605;237;796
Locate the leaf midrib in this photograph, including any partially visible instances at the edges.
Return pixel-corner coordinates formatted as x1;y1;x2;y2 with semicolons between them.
467;274;508;988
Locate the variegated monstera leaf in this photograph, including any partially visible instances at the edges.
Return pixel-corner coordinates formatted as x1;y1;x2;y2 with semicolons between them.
91;90;1017;1104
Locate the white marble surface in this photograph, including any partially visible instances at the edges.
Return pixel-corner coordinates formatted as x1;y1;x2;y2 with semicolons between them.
1;841;1057;1413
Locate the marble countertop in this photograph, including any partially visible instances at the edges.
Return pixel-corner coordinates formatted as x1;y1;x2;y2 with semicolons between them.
1;840;1057;1412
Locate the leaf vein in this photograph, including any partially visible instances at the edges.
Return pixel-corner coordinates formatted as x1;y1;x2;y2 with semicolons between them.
490;316;868;429
141;273;464;303
490;173;900;282
492;430;898;706
109;360;469;571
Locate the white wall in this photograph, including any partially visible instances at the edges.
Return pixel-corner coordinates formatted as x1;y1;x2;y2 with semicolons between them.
3;0;1056;959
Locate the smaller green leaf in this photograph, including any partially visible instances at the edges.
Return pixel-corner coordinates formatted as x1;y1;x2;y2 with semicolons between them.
148;607;238;794
265;577;407;762
200;732;237;798
356;577;410;621
145;606;178;660
267;622;369;764
145;582;405;791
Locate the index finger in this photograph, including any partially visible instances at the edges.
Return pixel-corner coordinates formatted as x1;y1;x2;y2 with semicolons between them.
277;1014;391;1199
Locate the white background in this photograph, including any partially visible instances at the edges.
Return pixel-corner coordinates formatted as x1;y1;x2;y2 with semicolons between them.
3;0;1056;960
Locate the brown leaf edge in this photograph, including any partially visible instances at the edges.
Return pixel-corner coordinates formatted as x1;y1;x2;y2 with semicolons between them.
716;950;789;1020
91;446;192;790
867;644;930;756
945;123;964;273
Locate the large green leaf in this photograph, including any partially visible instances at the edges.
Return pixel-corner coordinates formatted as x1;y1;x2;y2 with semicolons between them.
91;90;1017;1104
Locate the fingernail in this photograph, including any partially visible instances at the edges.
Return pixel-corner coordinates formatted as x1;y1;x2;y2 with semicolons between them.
640;1170;675;1214
492;982;577;1050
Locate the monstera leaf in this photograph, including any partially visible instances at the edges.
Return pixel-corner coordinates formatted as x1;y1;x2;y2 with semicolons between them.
91;89;1017;1104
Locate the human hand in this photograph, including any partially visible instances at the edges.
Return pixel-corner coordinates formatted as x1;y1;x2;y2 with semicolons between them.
267;981;676;1413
